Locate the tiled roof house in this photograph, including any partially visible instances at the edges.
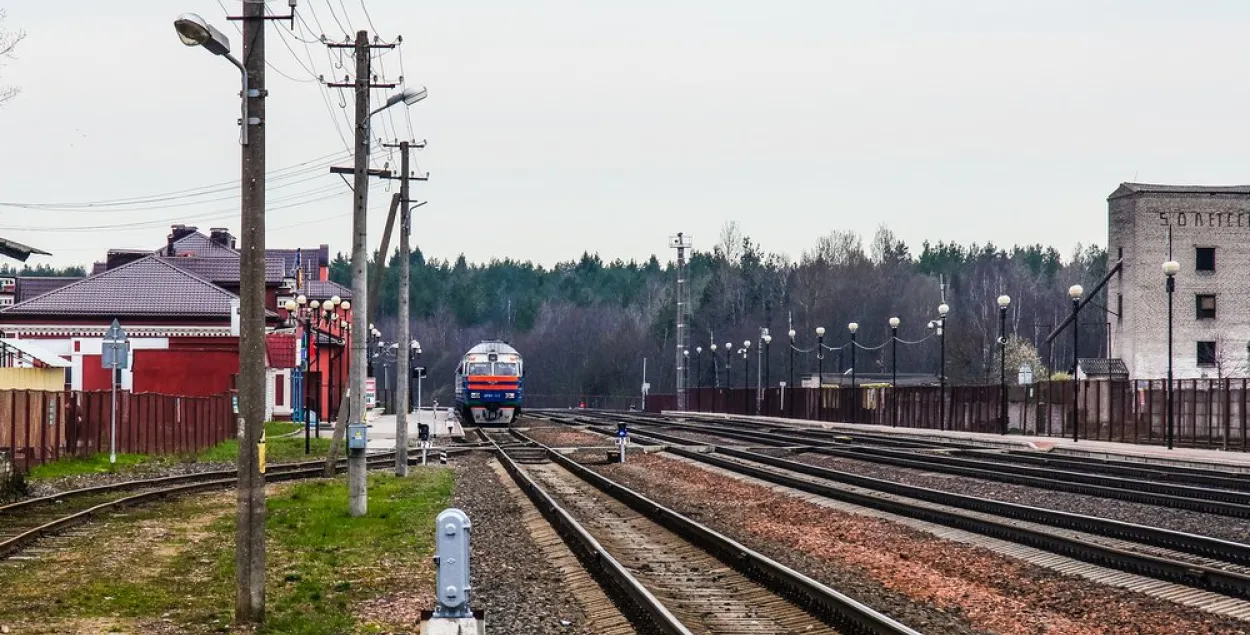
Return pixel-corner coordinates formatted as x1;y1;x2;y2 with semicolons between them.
0;225;354;422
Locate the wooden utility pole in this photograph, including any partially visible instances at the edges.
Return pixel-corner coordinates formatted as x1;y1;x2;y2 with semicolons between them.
236;0;267;621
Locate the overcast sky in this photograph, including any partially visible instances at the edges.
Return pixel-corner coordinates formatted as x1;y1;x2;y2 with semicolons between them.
1;1;1249;269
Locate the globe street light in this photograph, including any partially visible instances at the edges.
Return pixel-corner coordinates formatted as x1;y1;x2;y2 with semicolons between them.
787;329;797;418
997;295;1011;434
1069;284;1083;442
742;339;752;414
695;346;703;411
889;317;900;427
710;343;719;390
848;322;859;423
1163;260;1180;449
938;302;949;430
762;333;772;414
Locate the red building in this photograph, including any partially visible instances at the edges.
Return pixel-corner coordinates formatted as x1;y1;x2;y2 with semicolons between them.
0;226;352;424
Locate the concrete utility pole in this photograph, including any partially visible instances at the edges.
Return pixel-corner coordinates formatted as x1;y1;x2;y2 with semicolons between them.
396;140;412;477
379;139;428;476
327;34;416;500
236;1;267;620
348;29;371;517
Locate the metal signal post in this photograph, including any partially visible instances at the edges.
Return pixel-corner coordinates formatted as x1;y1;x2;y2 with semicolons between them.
670;233;691;411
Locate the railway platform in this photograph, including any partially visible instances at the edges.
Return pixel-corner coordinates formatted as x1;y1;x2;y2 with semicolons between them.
668;411;1250;473
366;407;464;450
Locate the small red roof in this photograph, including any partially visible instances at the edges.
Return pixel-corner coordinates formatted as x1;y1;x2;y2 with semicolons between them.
265;333;297;369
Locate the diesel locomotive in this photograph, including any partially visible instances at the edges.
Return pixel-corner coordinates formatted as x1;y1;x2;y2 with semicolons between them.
454;340;523;425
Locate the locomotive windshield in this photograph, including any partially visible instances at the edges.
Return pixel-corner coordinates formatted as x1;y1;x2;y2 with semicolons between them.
493;362;519;376
467;362;492;375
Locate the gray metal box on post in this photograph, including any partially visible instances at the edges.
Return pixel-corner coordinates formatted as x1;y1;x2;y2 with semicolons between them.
347;424;368;450
422;508;483;634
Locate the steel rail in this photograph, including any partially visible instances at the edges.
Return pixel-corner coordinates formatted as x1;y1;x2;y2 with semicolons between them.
0;451;423;561
602;426;1250;600
488;435;695;635
611;425;1250;565
619;415;1250;518
506;429;926;635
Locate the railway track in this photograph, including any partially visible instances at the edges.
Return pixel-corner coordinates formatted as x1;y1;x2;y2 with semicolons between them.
671;411;1250;480
0;450;422;562
564;421;1250;619
580;412;1250;519
479;428;921;635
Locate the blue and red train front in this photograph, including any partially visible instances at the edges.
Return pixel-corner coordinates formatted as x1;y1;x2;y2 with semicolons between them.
460;353;523;424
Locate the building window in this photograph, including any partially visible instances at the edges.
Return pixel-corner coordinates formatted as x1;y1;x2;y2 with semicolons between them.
1196;247;1215;272
1196;294;1217;319
275;374;286;407
1197;341;1217;366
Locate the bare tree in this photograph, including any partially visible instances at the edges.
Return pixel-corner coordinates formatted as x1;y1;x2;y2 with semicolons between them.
1212;335;1249;379
0;10;24;105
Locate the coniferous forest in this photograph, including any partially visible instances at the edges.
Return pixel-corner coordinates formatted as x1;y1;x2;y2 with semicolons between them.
343;223;1110;407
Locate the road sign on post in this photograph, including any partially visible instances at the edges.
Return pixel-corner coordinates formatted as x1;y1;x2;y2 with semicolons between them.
101;319;130;466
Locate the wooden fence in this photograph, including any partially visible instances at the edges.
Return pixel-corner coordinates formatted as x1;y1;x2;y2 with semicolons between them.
0;390;236;473
649;378;1250;451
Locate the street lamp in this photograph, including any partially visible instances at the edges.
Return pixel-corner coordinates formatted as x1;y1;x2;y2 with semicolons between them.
694;346;703;411
1163;260;1179;449
787;329;796;418
174;13;251;145
997;295;1011;435
889;317;900;427
410;339;423;412
742;340;752;414
848;322;859;423
725;342;733;391
762;333;772;414
371;86;428;117
937;302;949;430
1069;284;1083;442
709;343;719;389
816;327;826;421
175;10;269;617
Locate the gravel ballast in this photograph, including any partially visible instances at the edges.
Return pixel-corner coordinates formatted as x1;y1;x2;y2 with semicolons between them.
587;451;1250;635
625;424;1250;544
452;451;604;635
787;451;1250;543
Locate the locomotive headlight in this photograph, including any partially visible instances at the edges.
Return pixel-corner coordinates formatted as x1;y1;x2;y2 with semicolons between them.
506;392;515;399
470;392;480;399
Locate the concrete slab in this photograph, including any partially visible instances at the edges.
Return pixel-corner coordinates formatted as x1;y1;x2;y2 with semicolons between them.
666;410;1250;473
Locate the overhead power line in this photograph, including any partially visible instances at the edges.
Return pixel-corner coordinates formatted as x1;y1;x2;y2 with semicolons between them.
0;148;391;212
0;182;386;234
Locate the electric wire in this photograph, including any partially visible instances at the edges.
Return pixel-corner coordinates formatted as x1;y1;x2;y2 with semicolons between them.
324;0;351;35
359;0;380;35
214;0;316;83
291;15;352;151
894;333;938;346
0;182;387;234
0;150;356;210
396;40;415;139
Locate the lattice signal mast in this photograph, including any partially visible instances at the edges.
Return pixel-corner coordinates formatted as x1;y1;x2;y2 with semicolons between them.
670;232;692;410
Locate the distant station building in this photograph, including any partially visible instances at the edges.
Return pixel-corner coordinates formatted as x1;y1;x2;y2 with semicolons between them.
1108;183;1250;379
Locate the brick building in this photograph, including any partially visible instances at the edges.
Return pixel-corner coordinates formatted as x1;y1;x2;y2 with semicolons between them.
1108;183;1250;379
